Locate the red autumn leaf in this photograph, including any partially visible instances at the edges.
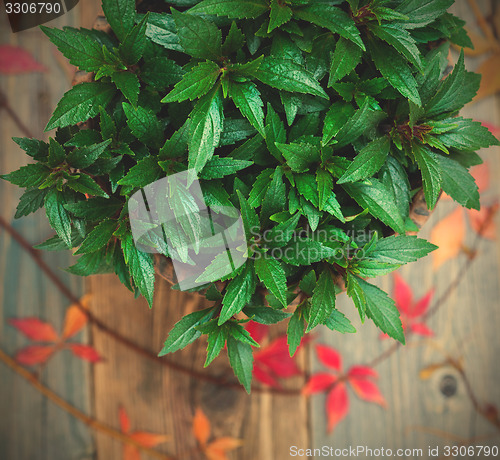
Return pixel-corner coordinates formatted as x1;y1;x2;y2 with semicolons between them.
0;45;48;74
471;163;490;195
253;364;280;388
193;407;211;447
315;344;342;371
255;336;301;378
410;323;434;336
326;382;349;433
348;377;386;407
62;304;88;339
467;202;499;240
15;345;55;365
245;321;269;344
392;272;413;315
302;373;337;395
119;406;131;434
122;446;141;460
347;366;378;380
8;317;59;342
130;432;170;448
205;437;243;460
431;206;466;270
68;343;102;362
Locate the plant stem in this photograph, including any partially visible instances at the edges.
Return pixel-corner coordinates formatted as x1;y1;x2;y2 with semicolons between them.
0;348;174;460
0;89;35;138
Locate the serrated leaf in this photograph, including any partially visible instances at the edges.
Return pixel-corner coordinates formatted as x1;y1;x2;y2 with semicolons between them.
45;82;115;131
144;12;182;51
219;261;256;325
324;309;356;334
229;81;265;137
119;14;148;65
102;0;136;41
75;219;116;254
44;189;72;248
205;323;228;366
307;269;336;332
322;101;355;146
436;118;500;151
200;156;253;179
227;336;254;393
269;0;293;32
368;235;437;264
328;37;363;86
14;188;48;219
67;174;109;198
111;71;140;106
159;308;214;355
188;0;268;19
253;57;329;99
287;308;305;356
264;103;286;161
243;306;291;324
67;140;112;169
412;143;441;210
260;167;286;222
162;61;220;103
396;0;454;29
122;102;163;148
172;9;222;60
255;255;287;307
338;137;390;184
118;156;162;188
275;142;320;173
64;197;123;221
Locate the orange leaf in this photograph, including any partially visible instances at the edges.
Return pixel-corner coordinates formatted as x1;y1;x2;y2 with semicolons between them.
62;295;91;339
348;377;386;407
15;345;55;366
68;343;103;362
8;318;59;342
119;406;130;434
475;55;500;102
122;445;141;460
193;407;211;447
467;203;498;240
462;28;498;56
130;432;170;448
205;437;243;460
326;382;349;433
431;207;466;270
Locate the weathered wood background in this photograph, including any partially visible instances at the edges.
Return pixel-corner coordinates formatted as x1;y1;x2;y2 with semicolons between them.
1;1;499;459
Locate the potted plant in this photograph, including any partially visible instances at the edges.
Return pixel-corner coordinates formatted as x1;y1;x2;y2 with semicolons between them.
3;0;498;392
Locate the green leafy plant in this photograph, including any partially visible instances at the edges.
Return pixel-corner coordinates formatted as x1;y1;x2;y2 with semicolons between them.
3;0;498;392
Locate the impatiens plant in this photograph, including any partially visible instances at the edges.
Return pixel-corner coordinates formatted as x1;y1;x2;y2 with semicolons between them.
2;0;499;391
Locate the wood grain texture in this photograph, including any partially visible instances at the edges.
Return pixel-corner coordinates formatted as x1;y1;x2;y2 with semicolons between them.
312;0;500;456
0;4;94;459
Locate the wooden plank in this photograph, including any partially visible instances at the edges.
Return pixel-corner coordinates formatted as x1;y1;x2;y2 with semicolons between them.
0;5;94;460
312;0;500;453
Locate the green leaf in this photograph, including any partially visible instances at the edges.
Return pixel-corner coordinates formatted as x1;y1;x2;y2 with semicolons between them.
67;140;112;169
172;9;222;60
66;249;111;276
338;137;390;184
45;82;115;131
188;0;268;19
437;154;480;210
64;197;123;221
425;51;480;117
436;117;500;151
118;156;162;188
12;137;49;160
307;269;336;332
367;39;421;106
119;14;149;65
269;0;293;32
204;323;229;366
346;271;366;321
44;189;72;248
67;174;109;198
188;86;224;174
316;169;333;210
122;233;155;307
159;307;214;355
243;306;291;324
294;4;364;50
412;143;441;210
264;104;286;161
200;156;253;179
287;307;305;356
110;71;140;106
40;26;107;72
396;0;454;29
47;138;66;167
343;179;406;234
322;101;355;146
324;309;356;334
144;12;182;51
260;167;286;222
219;260;256;324
248;169;273;207
222;22;245;55
162;61;221;103
227;336;253;393
299;269;316;296
265;212;300;248
380;156;410;219
229;81;265;137
281;239;339;266
75;219;116;254
34;230;84;251
354;276;405;344
141;57;184;90
102;0;136;41
368;23;423;71
368;235;437;264
328;37;363;86
253;57;329;100
14;188;48;219
122;102;163;148
159;121;190;160
255;254;287;307
236;190;260;239
275;142;320;173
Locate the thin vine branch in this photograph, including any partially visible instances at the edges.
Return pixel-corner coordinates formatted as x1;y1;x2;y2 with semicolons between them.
0;348;174;460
